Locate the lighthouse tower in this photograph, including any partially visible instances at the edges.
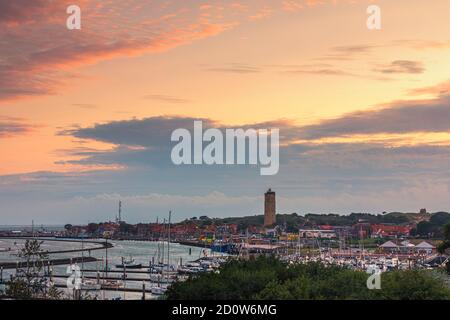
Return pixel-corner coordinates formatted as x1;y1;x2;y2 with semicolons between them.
264;189;276;227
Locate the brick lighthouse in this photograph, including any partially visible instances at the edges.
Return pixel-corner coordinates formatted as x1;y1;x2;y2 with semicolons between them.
264;188;276;227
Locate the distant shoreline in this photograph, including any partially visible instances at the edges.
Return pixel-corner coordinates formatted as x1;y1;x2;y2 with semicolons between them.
0;236;112;255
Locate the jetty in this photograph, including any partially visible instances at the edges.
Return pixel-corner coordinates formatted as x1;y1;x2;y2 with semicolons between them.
0;256;98;270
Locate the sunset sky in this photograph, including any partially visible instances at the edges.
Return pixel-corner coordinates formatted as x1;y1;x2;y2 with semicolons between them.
2;0;450;224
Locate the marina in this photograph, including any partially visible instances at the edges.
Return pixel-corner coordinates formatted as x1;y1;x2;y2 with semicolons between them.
0;236;228;300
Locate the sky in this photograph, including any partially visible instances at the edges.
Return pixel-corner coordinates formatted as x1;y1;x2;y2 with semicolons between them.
1;0;450;224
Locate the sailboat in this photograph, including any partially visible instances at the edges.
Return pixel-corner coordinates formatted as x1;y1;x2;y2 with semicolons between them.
149;211;173;296
151;286;168;295
116;256;142;269
79;237;101;291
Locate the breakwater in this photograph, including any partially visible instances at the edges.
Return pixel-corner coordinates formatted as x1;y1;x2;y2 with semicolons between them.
0;256;98;270
0;236;112;254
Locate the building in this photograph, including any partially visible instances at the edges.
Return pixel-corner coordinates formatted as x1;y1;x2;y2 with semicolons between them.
378;240;436;255
379;240;399;253
400;240;416;254
299;229;337;239
371;224;412;238
264;188;276;227
415;241;436;255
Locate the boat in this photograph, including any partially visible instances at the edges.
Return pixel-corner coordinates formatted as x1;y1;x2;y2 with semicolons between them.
149;263;178;273
177;266;203;275
151;286;168;295
80;279;101;291
115;256;142;269
149;273;176;283
102;280;124;289
210;241;236;254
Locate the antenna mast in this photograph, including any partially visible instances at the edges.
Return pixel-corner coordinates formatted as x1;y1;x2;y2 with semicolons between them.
118;200;122;223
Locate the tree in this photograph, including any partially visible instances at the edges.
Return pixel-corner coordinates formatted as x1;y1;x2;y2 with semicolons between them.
166;256;450;300
412;213;450;238
6;239;62;299
438;223;450;274
374;270;450;300
87;223;99;234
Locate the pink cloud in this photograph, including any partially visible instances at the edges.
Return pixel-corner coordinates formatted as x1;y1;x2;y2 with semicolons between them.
0;116;37;138
0;0;365;102
408;80;450;96
0;1;242;102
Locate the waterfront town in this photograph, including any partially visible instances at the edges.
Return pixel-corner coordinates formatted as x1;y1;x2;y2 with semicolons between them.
0;189;449;300
2;189;449;264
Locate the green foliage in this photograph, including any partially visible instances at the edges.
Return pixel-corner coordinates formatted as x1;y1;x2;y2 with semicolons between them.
6;278;32;299
87;223;99;233
215;211;429;232
444;223;450;240
379;212;410;224
437;223;450;274
412;213;450;238
118;222;136;234
166;256;450;300
374;270;450;300
47;285;64;300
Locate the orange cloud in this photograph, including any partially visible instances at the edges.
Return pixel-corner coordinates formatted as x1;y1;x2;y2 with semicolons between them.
0;1;239;102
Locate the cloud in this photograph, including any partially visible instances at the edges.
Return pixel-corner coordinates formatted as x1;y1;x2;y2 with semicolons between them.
5;139;450;223
0;1;246;102
52;99;450;177
2;0;376;102
0;117;35;138
314;45;376;62
315;40;450;63
51;86;450;175
142;94;191;104
0;0;71;25
60;116;218;147
281;65;358;77
4;1;442;103
408;79;450;96
390;39;450;50
249;6;273;21
298;94;450;139
206;63;262;74
281;0;358;12
58;89;450;165
374;60;425;74
7;109;450;222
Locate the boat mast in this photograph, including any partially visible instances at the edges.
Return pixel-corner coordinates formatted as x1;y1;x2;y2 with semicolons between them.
81;236;84;280
156;216;160;263
167;211;171;273
162;219;166;265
